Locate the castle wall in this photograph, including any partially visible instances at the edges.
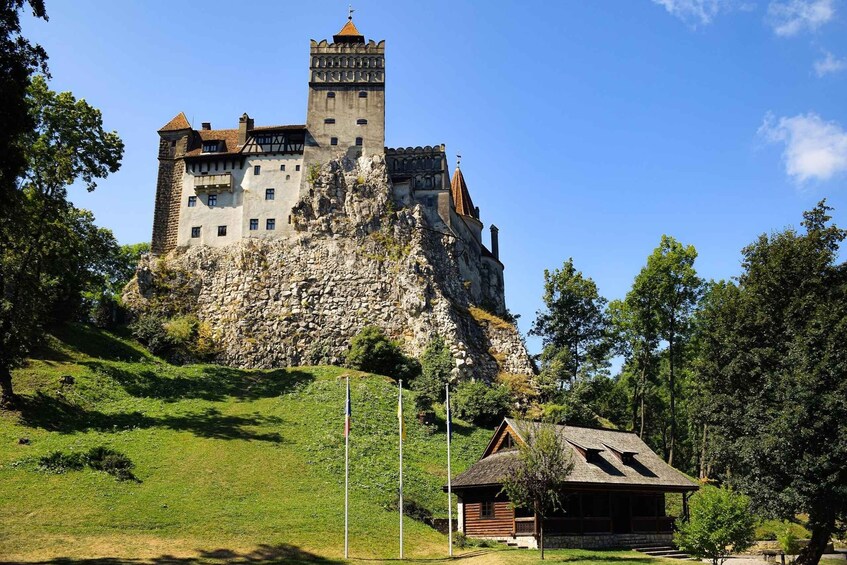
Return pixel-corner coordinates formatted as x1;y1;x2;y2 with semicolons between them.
151;133;188;254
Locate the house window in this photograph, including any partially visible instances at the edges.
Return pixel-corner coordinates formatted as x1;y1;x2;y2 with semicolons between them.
295;164;301;171
207;194;217;207
202;142;218;153
324;118;335;124
480;501;495;519
265;188;275;200
356;118;368;125
254;165;261;175
280;164;285;171
190;227;201;238
249;219;259;231
327;91;336;98
217;225;227;237
330;137;338;146
188;196;197;207
266;218;276;230
358;91;367;98
256;135;273;145
355;137;363;146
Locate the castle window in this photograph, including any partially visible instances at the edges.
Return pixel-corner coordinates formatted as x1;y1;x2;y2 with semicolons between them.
207;194;217;207
265;188;275;201
481;501;495;519
358;91;367;98
280;164;285;171
324;118;335;124
286;174;291;180
256;134;273;145
355;137;363;146
330;137;338;146
191;227;201;238
202;142;218;153
327;91;335;98
249;219;258;231
188;196;197;207
266;218;276;230
296;164;301;171
217;225;227;237
356;119;368;125
254;165;261;175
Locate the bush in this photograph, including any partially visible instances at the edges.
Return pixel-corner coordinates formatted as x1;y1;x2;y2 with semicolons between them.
777;523;802;557
412;336;453;409
129;313;170;355
675;485;756;565
87;446;136;481
452;380;511;427
38;451;86;473
345;326;420;381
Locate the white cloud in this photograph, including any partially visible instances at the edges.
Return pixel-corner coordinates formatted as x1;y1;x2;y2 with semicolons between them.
814;50;847;76
767;0;835;36
759;113;847;183
652;0;723;25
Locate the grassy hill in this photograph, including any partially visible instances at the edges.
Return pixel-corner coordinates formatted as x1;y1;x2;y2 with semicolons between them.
0;325;682;565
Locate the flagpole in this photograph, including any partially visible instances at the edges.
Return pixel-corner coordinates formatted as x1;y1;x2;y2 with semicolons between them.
399;378;404;560
345;376;350;559
446;382;453;557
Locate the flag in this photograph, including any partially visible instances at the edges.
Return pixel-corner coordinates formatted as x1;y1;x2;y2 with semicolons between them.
398;386;406;440
344;377;351;438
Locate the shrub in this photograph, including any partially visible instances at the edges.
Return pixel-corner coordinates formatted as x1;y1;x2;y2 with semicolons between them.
87;446;136;481
129;313;170;355
452;380;510;427
163;314;197;346
38;451;86;473
777;523;802;557
413;336;453;409
675;485;756;565
345;326;420;381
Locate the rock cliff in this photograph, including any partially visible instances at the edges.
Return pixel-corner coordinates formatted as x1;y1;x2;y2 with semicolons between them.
124;155;533;380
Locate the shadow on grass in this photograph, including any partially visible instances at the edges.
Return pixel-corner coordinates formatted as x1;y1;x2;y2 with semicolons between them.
17;392;285;443
0;543;341;564
34;324;152;363
83;362;316;403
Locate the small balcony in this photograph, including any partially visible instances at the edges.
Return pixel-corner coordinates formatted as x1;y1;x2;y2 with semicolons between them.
194;173;232;192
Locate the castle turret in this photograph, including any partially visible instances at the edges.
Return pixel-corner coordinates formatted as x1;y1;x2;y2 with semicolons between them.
450;164;483;244
152;112;192;255
303;16;385;169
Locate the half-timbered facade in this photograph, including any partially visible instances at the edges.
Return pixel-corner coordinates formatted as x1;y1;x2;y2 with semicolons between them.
450;419;698;549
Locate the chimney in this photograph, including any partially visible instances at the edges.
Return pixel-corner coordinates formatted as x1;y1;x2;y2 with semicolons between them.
238;112;254;144
490;225;499;261
201;122;211;131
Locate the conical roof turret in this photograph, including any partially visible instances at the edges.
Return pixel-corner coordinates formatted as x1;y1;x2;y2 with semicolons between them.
450;166;477;219
334;16;365;43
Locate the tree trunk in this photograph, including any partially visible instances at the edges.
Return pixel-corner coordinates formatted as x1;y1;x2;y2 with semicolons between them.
540;520;544;560
639;366;646;438
699;424;708;479
0;365;15;409
668;333;675;466
794;509;834;565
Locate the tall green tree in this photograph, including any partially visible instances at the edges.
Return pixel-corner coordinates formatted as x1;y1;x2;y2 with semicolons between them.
501;424;575;560
531;258;610;390
675;485;756;565
0;76;123;406
631;235;702;465
695;202;847;565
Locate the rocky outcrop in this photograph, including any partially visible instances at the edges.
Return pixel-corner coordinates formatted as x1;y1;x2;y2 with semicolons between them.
124;155;533;380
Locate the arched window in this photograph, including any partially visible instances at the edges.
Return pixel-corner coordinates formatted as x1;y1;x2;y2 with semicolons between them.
327;91;336;98
358;91;368;98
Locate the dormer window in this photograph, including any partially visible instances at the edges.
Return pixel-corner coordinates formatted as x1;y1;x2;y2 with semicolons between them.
202;141;219;153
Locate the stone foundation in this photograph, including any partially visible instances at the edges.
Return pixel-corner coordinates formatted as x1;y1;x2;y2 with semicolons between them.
477;533;674;550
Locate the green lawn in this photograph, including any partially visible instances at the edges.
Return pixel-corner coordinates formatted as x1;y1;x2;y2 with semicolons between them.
0;325;681;565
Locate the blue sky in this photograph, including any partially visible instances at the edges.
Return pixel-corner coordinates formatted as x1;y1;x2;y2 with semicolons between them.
22;1;847;352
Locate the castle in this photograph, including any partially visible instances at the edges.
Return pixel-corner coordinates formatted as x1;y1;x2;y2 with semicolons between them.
150;16;507;314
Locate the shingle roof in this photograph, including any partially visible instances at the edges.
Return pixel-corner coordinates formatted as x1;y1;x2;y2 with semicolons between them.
336;20;362;37
452;419;698;492
450;167;476;218
159;112;191;132
185;128;241;157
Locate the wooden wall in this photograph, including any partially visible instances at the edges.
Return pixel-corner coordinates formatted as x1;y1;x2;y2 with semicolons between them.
463;491;515;537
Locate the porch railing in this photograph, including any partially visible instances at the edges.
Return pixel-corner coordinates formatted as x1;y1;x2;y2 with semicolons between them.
632;516;676;533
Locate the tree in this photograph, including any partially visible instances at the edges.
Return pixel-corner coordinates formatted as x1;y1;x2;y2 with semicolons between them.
675;485;755;565
344;325;419;381
0;0;48;190
501;424;575;560
412;335;453;408
694;202;847;565
631;236;701;465
531;258;610;390
0;76;124;406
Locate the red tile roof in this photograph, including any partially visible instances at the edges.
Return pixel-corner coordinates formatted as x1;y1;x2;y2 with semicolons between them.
450;167;476;218
336;20;362;37
159;112;191;132
185;128;242;157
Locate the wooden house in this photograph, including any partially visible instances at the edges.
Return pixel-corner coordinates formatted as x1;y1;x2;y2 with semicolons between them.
449;418;698;549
